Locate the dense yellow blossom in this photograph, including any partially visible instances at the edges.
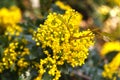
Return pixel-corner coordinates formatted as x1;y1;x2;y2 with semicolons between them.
0;6;22;36
55;1;72;10
33;9;94;80
17;58;29;68
0;42;30;73
4;24;23;36
101;41;120;56
102;52;120;79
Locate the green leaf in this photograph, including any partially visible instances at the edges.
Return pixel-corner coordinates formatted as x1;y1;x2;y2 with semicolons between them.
10;63;16;72
0;45;4;58
105;51;119;62
42;72;53;80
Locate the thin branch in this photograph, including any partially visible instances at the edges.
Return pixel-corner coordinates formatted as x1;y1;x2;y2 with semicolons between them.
70;32;93;40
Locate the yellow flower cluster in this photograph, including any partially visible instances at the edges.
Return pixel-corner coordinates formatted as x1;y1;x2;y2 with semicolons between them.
0;6;22;36
102;52;120;80
33;9;94;80
5;24;23;36
101;41;120;79
101;41;120;56
55;1;72;10
0;42;30;73
0;6;21;25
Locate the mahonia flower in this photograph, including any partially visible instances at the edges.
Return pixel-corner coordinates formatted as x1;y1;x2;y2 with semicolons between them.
101;41;120;79
0;42;30;73
0;6;22;36
5;24;23;36
55;1;72;10
33;9;94;80
102;52;120;80
0;6;21;25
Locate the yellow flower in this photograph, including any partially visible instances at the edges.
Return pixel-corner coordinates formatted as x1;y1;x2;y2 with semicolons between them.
102;52;120;79
4;24;23;36
0;6;21;26
17;58;29;68
101;41;120;79
33;9;94;80
0;42;30;73
0;6;22;36
55;1;72;11
101;41;120;56
97;5;110;15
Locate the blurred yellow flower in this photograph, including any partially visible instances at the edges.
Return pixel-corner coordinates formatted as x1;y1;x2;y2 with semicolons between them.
0;6;22;36
0;6;21;25
0;42;30;73
101;41;120;79
102;52;120;79
5;24;23;36
101;41;120;56
97;5;110;15
55;1;72;11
